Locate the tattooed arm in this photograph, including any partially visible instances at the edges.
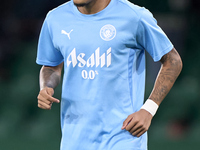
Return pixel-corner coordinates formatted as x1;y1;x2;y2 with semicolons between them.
37;62;63;110
122;48;182;137
149;48;182;105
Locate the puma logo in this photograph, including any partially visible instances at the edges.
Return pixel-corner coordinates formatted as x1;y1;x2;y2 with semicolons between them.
61;29;73;40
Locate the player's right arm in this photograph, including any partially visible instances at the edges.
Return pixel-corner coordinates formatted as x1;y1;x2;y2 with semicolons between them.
37;62;63;110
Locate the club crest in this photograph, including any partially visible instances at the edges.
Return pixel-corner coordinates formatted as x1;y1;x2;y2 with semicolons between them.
100;24;116;41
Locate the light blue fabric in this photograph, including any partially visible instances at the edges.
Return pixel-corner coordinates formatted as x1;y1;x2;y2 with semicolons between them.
36;0;173;150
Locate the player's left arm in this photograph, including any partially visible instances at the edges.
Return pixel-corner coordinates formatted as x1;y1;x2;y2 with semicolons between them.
122;48;182;137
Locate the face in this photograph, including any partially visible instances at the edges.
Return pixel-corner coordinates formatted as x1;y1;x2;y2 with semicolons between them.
73;0;95;7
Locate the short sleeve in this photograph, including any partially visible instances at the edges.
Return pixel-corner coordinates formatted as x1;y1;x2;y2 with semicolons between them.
36;17;64;66
136;8;173;62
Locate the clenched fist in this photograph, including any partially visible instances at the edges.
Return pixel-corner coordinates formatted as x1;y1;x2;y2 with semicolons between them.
37;87;60;110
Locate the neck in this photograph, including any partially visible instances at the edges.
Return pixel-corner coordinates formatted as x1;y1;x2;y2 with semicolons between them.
77;0;111;14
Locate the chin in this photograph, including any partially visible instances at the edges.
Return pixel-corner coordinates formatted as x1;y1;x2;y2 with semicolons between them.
73;0;90;7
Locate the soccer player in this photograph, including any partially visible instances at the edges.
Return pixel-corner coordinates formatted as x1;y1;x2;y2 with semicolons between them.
36;0;182;150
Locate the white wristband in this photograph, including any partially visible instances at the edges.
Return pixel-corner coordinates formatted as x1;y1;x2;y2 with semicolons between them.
140;99;159;116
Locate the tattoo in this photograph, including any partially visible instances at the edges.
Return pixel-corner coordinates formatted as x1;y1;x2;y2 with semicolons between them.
149;48;182;104
40;67;61;90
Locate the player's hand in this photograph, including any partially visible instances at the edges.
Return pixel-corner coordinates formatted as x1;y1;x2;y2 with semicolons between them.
121;109;153;137
37;87;60;110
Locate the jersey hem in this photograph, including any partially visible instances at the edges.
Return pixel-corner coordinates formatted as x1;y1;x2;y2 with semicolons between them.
36;59;64;66
153;44;174;62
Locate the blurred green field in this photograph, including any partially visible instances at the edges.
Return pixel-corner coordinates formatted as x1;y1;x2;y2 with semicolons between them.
1;119;200;150
0;39;200;150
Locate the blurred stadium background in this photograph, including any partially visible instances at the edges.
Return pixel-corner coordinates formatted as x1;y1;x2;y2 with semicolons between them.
0;0;199;149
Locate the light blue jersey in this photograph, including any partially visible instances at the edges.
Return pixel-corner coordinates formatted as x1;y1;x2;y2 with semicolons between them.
36;0;173;149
